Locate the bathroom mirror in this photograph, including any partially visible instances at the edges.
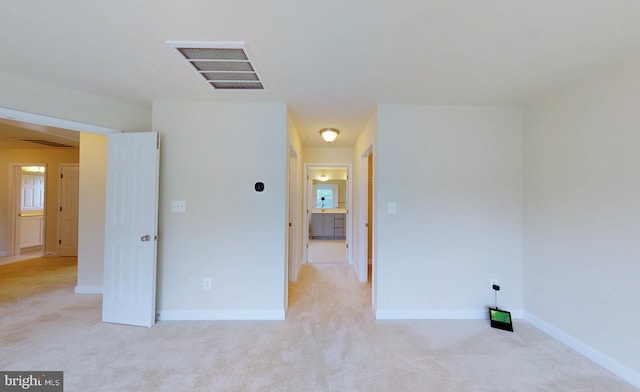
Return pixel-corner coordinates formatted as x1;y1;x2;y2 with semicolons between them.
309;167;347;210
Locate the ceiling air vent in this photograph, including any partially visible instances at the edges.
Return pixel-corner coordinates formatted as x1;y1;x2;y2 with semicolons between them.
167;42;265;91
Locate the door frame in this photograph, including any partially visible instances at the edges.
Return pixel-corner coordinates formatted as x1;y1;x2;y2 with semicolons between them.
303;163;353;264
358;140;376;309
357;147;373;283
9;163;47;257
58;163;80;257
287;142;299;284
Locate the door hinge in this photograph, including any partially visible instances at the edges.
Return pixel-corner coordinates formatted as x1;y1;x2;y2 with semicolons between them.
156;133;160;149
60;173;63;179
58;239;62;245
346;244;348;248
59;206;62;212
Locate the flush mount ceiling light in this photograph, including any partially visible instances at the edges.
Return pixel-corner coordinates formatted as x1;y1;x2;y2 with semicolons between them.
167;41;265;91
22;166;45;173
319;175;328;182
319;128;340;143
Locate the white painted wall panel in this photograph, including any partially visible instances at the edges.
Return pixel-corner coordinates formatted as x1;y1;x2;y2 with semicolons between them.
153;101;287;318
376;105;523;317
524;55;640;380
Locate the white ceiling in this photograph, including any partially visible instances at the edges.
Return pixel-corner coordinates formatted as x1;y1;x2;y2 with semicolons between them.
2;1;640;147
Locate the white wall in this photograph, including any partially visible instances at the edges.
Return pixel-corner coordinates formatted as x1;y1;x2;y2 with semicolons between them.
524;56;640;384
376;105;523;319
303;147;353;164
76;133;108;293
153;101;287;320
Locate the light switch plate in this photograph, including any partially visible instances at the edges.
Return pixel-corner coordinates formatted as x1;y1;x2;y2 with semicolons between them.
171;200;186;212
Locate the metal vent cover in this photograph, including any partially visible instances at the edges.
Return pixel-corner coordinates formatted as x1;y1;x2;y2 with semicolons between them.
168;42;265;91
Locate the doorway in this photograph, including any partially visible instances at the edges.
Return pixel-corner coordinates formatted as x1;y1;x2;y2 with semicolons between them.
58;164;79;257
9;164;47;261
304;164;352;264
0;108;117;286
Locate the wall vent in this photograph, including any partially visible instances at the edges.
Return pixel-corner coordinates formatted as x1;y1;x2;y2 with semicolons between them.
167;42;265;91
19;139;74;148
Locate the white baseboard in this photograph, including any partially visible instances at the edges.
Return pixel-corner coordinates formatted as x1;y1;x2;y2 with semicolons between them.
375;308;524;320
158;309;285;321
525;311;640;389
74;285;103;294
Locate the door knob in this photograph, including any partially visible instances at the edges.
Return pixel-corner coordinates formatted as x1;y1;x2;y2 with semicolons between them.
141;235;151;242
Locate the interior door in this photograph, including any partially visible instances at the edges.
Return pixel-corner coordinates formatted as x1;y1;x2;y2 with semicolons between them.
59;164;79;257
102;132;160;328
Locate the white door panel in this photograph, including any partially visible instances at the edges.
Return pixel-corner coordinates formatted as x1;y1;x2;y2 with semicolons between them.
102;132;159;328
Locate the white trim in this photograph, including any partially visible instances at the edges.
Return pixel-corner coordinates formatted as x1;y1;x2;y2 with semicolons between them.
376;308;524;320
525;311;640;389
358;144;373;283
287;139;300;284
74;285;103;294
157;310;285;321
0;107;122;135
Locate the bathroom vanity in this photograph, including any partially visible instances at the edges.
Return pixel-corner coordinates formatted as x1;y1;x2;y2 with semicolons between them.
310;209;346;239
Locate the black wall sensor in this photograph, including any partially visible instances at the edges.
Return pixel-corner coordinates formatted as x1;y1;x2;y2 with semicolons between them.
254;182;265;192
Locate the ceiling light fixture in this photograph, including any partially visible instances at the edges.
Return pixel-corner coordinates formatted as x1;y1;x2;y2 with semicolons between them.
319;175;328;182
22;166;45;173
319;128;340;143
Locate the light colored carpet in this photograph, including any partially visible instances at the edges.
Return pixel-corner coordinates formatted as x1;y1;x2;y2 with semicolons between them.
307;239;347;263
0;261;637;391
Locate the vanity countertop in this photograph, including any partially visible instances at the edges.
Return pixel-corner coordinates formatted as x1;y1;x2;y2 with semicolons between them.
311;208;347;214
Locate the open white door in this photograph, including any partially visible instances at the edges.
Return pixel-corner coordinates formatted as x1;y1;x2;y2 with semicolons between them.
102;132;160;328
